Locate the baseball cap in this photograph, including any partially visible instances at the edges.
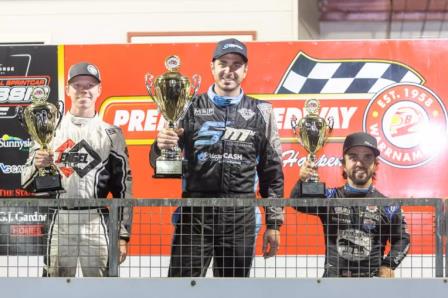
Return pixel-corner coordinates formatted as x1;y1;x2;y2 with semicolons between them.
67;62;101;83
343;132;380;157
212;38;248;63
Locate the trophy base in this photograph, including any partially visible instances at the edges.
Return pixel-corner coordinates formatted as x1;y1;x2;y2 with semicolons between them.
153;159;182;179
33;175;64;193
295;181;326;198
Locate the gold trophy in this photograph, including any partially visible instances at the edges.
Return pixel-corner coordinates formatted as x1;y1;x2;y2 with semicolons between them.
18;86;63;193
145;55;201;178
291;98;333;197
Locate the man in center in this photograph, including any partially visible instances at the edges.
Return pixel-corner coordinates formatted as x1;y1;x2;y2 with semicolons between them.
150;38;284;277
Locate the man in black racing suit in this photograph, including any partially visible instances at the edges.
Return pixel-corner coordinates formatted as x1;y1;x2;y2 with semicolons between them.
291;132;410;277
150;38;284;277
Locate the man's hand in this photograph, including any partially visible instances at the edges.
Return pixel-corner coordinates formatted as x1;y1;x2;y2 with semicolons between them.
156;128;184;150
119;239;128;264
262;229;280;259
378;266;395;278
33;149;54;169
299;159;317;182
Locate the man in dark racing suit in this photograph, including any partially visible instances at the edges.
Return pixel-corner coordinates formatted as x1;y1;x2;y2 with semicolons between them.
150;38;284;277
291;132;410;277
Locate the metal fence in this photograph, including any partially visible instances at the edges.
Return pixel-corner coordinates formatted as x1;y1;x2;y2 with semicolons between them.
0;197;444;278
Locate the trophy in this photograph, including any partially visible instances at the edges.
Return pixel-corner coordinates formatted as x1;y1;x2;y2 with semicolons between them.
18;86;64;193
145;55;201;178
291;99;333;197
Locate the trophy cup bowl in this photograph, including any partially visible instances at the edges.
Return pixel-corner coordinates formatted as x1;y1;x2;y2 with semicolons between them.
292;98;333;197
18;86;64;193
145;55;201;178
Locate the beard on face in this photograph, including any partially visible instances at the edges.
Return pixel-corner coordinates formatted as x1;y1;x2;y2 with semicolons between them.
347;166;373;187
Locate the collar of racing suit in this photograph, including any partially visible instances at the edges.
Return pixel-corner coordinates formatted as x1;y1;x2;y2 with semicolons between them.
207;84;244;107
343;184;373;195
67;112;98;126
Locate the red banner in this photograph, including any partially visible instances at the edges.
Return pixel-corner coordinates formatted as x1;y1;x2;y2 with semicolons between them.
63;41;448;255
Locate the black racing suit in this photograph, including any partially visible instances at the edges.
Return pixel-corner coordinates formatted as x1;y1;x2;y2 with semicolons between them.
150;92;284;277
291;184;410;277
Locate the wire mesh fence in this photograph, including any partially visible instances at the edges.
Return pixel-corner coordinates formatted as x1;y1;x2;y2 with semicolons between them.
0;197;444;278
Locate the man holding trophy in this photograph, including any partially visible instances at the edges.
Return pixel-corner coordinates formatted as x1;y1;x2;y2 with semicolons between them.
291;131;410;277
21;62;133;277
149;38;284;277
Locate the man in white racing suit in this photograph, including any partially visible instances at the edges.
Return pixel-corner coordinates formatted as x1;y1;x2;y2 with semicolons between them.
21;62;132;277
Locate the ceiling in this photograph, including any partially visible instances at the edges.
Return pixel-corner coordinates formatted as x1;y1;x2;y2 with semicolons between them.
318;0;448;38
319;0;448;21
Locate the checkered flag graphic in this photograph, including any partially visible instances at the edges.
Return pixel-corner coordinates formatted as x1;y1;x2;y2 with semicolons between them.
275;52;423;94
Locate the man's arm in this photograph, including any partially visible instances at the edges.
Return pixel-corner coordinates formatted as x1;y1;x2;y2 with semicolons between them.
106;127;133;264
256;103;284;257
380;206;410;277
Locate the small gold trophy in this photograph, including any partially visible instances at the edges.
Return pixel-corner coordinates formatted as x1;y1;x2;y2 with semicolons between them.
19;86;63;193
291;98;333;197
145;55;201;178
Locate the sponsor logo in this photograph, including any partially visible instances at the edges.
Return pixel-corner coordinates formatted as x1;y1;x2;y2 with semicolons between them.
282;149;341;168
222;127;255;142
337;229;372;261
197;152;244;164
194;108;214;116
0;134;32;151
0;163;26;174
364;83;448;168
238;108;255;120
0;188;31;197
9;224;44;237
55;139;101;177
223;43;244;51
0;212;47;223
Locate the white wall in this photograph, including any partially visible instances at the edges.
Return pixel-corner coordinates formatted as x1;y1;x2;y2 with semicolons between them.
0;0;298;44
321;20;448;40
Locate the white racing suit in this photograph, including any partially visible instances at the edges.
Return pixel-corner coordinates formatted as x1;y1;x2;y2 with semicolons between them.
21;112;132;277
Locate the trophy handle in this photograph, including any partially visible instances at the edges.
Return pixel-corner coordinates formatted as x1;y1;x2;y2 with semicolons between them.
325;116;335;142
191;74;201;97
16;106;28;131
144;73;155;99
56;100;64;129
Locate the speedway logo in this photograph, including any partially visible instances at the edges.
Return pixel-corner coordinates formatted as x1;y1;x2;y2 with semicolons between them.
275;52;447;169
0;76;50;118
364;83;448;168
99;96;359;145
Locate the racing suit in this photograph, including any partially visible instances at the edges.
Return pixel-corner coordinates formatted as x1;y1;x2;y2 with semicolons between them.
150;89;284;277
291;184;410;277
21;112;132;277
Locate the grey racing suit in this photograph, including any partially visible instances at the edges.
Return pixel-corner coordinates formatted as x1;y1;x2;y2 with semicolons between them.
21;112;132;277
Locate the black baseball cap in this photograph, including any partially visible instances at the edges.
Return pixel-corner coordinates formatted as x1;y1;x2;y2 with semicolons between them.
67;62;101;83
212;38;248;63
343;132;380;157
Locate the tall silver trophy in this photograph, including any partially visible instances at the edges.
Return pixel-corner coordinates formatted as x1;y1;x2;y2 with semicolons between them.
18;86;64;193
291;98;333;197
145;55;201;178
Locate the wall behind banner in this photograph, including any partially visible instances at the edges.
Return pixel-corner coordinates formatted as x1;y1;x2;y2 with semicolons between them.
1;40;447;256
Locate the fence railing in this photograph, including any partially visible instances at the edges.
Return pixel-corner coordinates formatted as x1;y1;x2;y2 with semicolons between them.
0;197;444;278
